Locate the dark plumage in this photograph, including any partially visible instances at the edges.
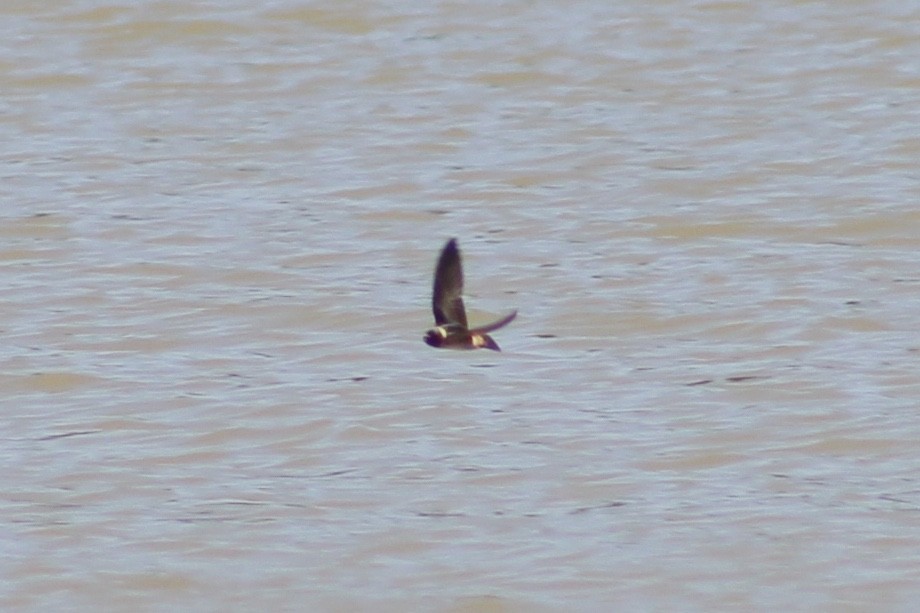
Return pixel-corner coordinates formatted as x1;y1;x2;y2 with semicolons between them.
424;238;516;351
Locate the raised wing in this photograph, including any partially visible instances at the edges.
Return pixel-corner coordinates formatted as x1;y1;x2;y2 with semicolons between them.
431;238;467;328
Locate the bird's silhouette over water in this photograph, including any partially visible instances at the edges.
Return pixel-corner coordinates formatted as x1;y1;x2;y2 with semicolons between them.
424;238;517;351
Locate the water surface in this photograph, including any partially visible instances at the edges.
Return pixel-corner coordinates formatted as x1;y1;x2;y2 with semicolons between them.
2;1;920;610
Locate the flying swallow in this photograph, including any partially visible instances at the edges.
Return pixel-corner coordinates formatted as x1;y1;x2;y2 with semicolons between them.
424;238;517;351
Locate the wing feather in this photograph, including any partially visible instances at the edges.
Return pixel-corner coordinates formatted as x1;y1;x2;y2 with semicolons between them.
431;238;467;327
469;310;517;334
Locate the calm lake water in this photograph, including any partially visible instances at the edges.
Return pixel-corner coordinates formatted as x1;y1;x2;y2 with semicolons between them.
3;1;919;610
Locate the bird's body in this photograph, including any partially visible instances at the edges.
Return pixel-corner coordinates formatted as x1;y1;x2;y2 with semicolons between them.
424;238;516;351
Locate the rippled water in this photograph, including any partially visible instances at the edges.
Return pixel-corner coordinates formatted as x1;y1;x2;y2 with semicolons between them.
3;1;920;610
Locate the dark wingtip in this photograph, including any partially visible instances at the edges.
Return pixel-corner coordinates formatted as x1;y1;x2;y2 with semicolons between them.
437;238;461;268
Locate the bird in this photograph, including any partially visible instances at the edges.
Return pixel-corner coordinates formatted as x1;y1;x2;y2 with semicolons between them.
424;238;517;351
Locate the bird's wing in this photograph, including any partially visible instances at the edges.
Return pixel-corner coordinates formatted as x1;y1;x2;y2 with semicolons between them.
470;310;517;334
432;238;467;328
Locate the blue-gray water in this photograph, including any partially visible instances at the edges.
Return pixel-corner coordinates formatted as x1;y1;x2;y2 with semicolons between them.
3;1;919;610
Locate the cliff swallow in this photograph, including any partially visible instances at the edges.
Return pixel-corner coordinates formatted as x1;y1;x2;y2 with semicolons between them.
424;238;517;351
